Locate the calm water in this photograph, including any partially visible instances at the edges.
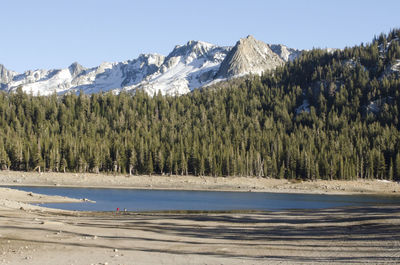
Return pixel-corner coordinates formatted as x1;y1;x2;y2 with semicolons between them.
7;186;400;212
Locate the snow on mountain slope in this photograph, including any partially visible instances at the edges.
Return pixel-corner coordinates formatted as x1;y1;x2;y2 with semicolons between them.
133;41;230;95
3;54;165;95
0;37;301;96
9;68;75;95
269;44;302;62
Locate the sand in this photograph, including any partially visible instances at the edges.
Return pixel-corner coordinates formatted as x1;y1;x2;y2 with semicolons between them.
0;186;83;212
1;171;400;264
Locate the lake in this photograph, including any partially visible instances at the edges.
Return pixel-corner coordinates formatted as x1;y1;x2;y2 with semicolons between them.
6;186;400;212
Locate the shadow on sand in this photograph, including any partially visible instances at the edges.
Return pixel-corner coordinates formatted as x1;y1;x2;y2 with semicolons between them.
2;206;400;263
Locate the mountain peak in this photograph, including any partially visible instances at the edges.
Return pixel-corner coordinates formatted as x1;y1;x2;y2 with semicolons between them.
217;35;284;78
167;40;216;60
68;62;86;76
0;64;17;84
244;35;256;40
135;53;165;67
238;35;258;45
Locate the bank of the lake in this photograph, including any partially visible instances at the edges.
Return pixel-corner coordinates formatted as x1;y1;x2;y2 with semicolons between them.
1;170;400;196
1;172;400;264
0;186;83;212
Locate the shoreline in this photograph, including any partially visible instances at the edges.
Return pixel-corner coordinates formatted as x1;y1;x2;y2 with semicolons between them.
2;182;400;198
0;170;399;197
0;186;83;212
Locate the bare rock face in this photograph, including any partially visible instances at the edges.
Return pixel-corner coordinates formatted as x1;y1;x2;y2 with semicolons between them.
216;35;284;78
68;62;86;77
0;64;16;85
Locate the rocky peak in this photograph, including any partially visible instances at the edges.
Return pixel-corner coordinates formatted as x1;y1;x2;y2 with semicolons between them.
240;35;256;43
0;64;17;84
216;35;284;78
136;53;165;67
68;62;86;77
167;40;216;60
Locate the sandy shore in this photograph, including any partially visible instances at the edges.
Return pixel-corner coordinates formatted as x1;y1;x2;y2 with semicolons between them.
1;170;400;195
1;204;399;264
1;171;400;264
0;187;83;212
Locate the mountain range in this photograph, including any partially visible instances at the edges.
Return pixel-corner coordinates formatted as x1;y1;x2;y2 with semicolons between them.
0;36;301;96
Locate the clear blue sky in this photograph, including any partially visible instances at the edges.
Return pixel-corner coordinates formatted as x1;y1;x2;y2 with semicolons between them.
1;0;399;73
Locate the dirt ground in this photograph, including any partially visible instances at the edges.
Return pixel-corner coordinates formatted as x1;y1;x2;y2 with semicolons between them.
1;171;400;264
1;206;400;264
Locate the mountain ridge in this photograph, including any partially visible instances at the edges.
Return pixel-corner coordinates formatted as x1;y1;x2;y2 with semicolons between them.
0;37;301;96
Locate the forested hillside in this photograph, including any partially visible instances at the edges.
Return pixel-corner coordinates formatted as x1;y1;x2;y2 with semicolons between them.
0;29;400;180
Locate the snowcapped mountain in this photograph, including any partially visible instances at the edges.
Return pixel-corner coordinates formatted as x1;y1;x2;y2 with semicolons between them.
132;41;230;95
0;37;301;96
